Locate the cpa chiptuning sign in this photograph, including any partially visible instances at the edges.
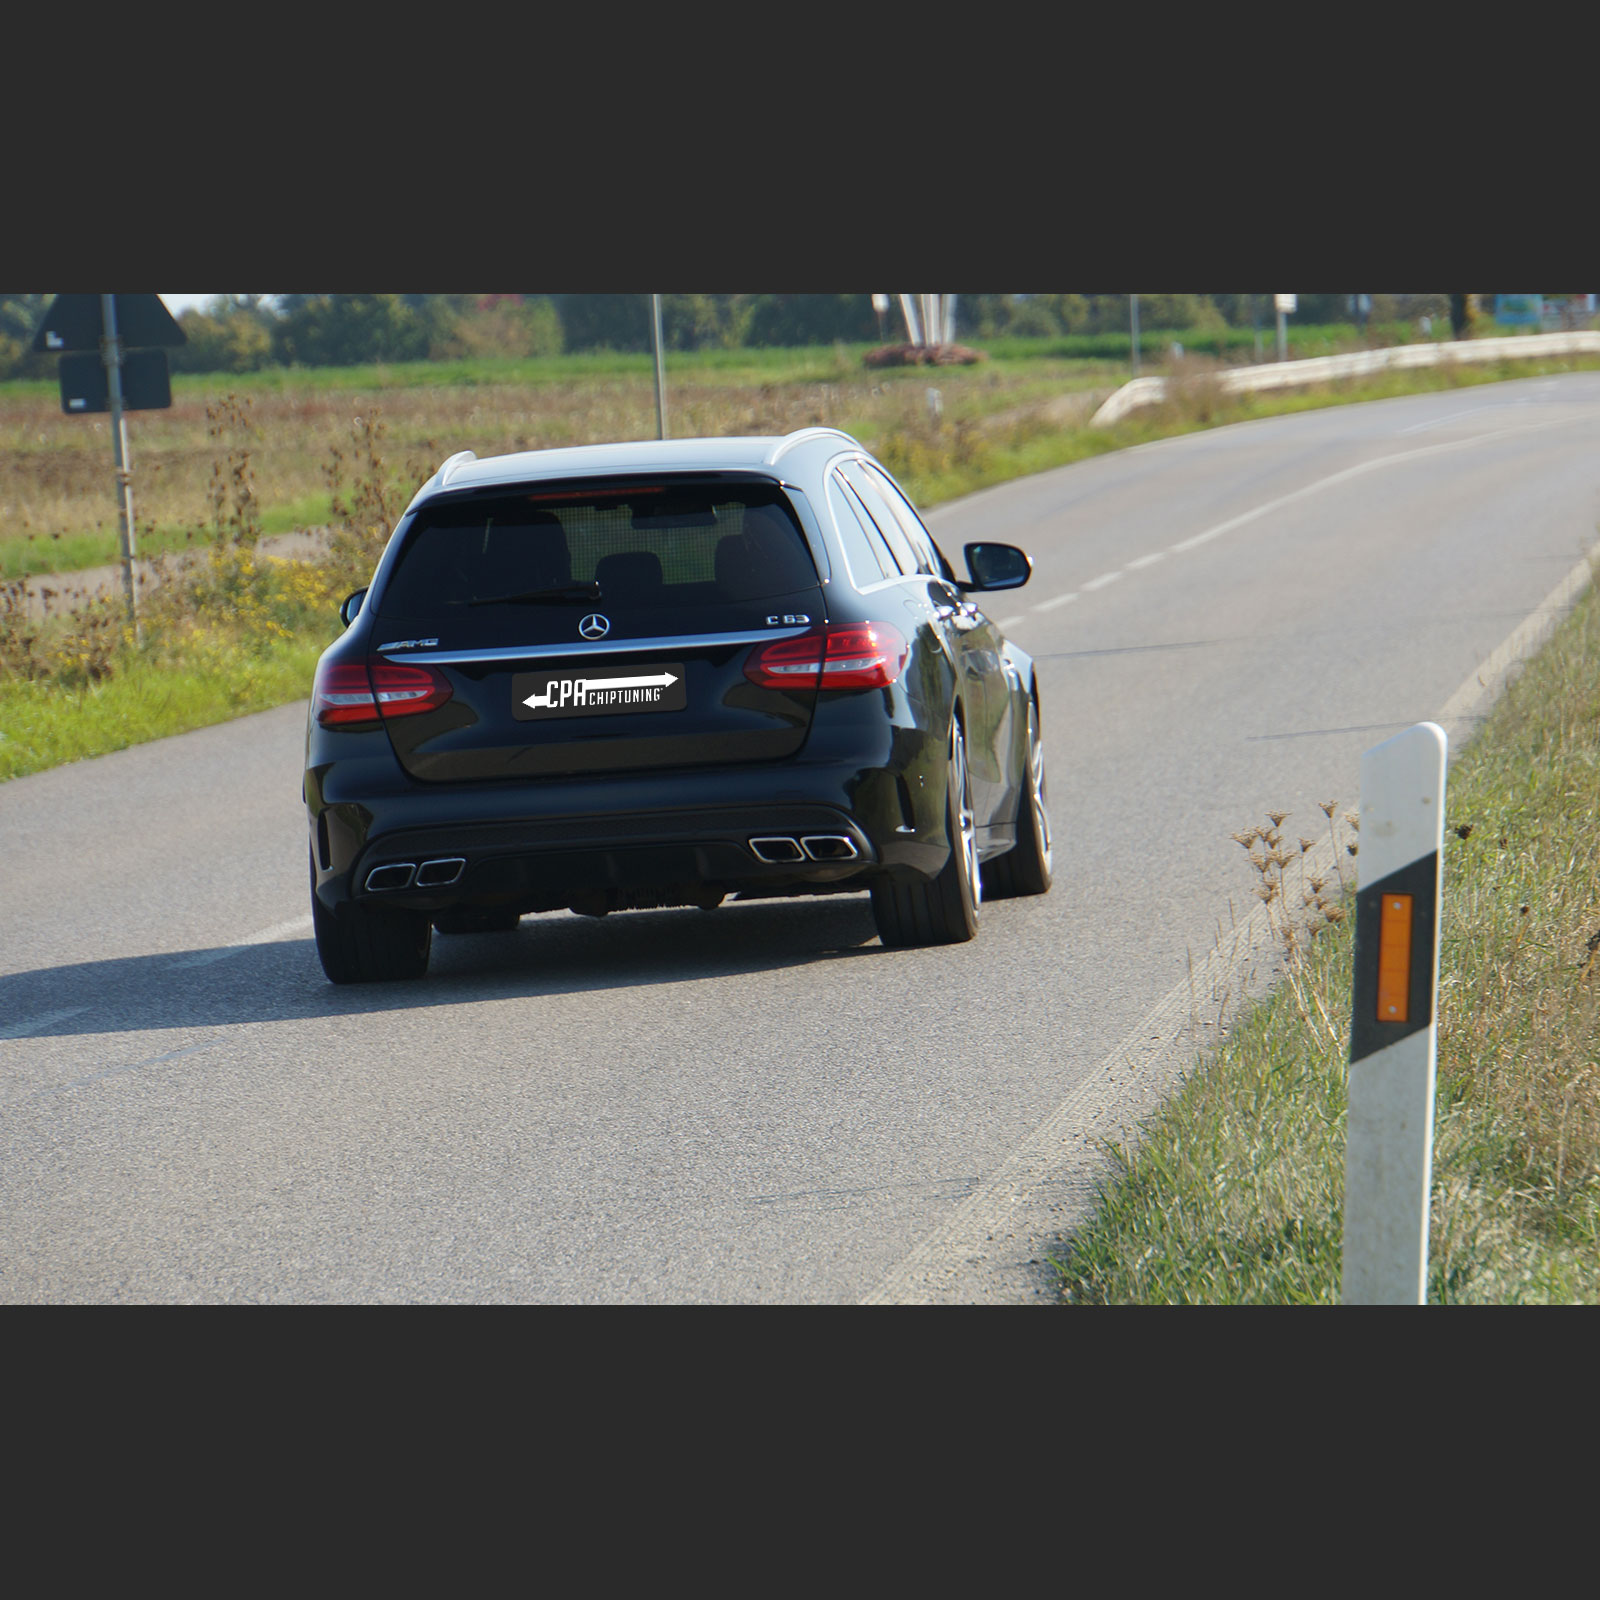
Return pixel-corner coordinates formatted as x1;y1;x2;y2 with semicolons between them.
1342;721;1447;1306
512;666;686;721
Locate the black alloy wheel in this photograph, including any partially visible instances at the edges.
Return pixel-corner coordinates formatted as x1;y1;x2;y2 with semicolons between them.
871;718;981;947
984;694;1053;900
311;850;433;983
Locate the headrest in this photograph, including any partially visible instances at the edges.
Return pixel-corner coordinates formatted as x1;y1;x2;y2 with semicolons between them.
594;550;664;601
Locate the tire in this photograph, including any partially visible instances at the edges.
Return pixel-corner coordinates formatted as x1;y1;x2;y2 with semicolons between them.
983;694;1053;900
311;850;433;983
433;907;523;935
871;719;981;947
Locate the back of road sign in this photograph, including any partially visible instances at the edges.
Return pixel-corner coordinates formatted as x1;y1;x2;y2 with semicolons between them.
32;294;186;353
58;349;173;415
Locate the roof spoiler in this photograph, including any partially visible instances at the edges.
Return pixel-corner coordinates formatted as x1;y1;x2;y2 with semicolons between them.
436;450;477;488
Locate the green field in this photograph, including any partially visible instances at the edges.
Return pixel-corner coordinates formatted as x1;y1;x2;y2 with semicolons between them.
5;328;1596;583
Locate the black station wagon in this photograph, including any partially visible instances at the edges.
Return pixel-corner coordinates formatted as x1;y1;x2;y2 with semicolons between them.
305;429;1051;982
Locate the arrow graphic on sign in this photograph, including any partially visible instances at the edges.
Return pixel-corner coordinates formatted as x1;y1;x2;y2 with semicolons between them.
523;672;679;709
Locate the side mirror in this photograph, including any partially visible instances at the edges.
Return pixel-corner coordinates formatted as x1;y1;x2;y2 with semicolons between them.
339;589;368;629
963;543;1032;592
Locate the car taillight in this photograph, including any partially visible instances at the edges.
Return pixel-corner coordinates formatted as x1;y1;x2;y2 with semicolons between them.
744;623;908;691
313;659;453;727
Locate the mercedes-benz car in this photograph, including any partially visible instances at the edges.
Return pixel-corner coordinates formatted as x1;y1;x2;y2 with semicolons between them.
304;428;1051;982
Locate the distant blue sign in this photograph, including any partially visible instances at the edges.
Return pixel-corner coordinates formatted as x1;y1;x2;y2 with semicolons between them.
1494;294;1544;326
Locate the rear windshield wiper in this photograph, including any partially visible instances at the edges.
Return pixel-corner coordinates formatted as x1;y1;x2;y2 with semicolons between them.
467;582;603;607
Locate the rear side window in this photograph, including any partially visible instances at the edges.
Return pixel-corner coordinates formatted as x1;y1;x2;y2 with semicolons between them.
378;482;819;621
838;460;925;576
827;472;897;585
859;461;952;580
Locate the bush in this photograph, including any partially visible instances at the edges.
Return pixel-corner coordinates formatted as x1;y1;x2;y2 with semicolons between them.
171;303;274;374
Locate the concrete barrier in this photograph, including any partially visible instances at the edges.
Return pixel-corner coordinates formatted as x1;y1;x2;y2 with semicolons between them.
1088;331;1600;428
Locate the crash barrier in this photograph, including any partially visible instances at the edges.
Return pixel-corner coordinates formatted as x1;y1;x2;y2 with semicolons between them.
1088;331;1600;428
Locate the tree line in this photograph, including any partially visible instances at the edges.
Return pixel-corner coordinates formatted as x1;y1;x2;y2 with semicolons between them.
0;293;1479;380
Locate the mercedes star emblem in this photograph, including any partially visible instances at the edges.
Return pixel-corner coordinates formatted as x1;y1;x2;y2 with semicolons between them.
579;614;610;640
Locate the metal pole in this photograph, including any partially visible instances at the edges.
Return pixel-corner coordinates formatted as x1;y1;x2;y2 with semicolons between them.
100;294;140;639
1276;302;1288;363
650;293;668;440
1130;293;1141;376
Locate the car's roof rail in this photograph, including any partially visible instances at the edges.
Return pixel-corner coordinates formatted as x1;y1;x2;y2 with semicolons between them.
765;428;861;466
435;449;477;488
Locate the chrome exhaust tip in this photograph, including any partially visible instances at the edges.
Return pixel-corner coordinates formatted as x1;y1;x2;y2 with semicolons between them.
749;836;805;864
365;863;417;892
415;858;466;888
801;835;860;861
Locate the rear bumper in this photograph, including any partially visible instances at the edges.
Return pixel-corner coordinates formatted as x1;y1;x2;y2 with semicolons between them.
308;752;952;916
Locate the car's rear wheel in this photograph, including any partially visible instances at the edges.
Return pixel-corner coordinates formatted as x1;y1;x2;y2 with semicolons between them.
983;694;1053;900
871;719;980;947
312;850;432;983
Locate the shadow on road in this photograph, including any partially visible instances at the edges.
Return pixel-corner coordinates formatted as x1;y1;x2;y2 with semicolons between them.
2;896;886;1041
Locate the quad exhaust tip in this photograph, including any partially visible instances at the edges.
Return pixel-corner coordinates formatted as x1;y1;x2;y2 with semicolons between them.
415;858;466;887
749;836;806;864
365;858;465;892
748;835;860;864
801;835;859;862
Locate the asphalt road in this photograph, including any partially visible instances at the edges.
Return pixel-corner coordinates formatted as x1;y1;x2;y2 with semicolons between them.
4;374;1598;1303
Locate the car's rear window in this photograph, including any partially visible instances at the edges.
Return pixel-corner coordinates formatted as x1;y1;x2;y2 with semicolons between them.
377;481;819;622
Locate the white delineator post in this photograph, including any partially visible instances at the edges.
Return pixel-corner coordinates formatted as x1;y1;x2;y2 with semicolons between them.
1342;721;1447;1305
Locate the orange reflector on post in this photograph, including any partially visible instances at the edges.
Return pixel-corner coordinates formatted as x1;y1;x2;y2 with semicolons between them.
1375;894;1413;1023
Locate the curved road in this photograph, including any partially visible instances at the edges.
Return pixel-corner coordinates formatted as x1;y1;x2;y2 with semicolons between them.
4;374;1598;1303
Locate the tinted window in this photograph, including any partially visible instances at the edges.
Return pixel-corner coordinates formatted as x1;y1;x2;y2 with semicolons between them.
827;472;896;585
838;460;921;575
861;462;951;579
378;483;819;622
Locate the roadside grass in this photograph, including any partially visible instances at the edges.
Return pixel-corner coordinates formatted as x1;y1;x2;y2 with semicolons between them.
0;544;351;783
1053;561;1600;1304
0;626;330;783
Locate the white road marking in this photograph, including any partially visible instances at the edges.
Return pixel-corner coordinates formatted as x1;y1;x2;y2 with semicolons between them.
861;528;1600;1305
1126;552;1166;570
0;1007;89;1042
1166;419;1570;556
50;1040;220;1096
1399;408;1492;435
998;616;1026;631
172;915;314;970
1032;592;1079;613
1081;571;1122;592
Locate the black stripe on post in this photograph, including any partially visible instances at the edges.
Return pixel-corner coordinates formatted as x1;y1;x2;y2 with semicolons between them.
1349;850;1438;1064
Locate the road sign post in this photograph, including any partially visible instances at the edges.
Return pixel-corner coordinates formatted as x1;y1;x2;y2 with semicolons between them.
1342;721;1447;1304
650;293;668;441
102;295;140;634
32;294;184;638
